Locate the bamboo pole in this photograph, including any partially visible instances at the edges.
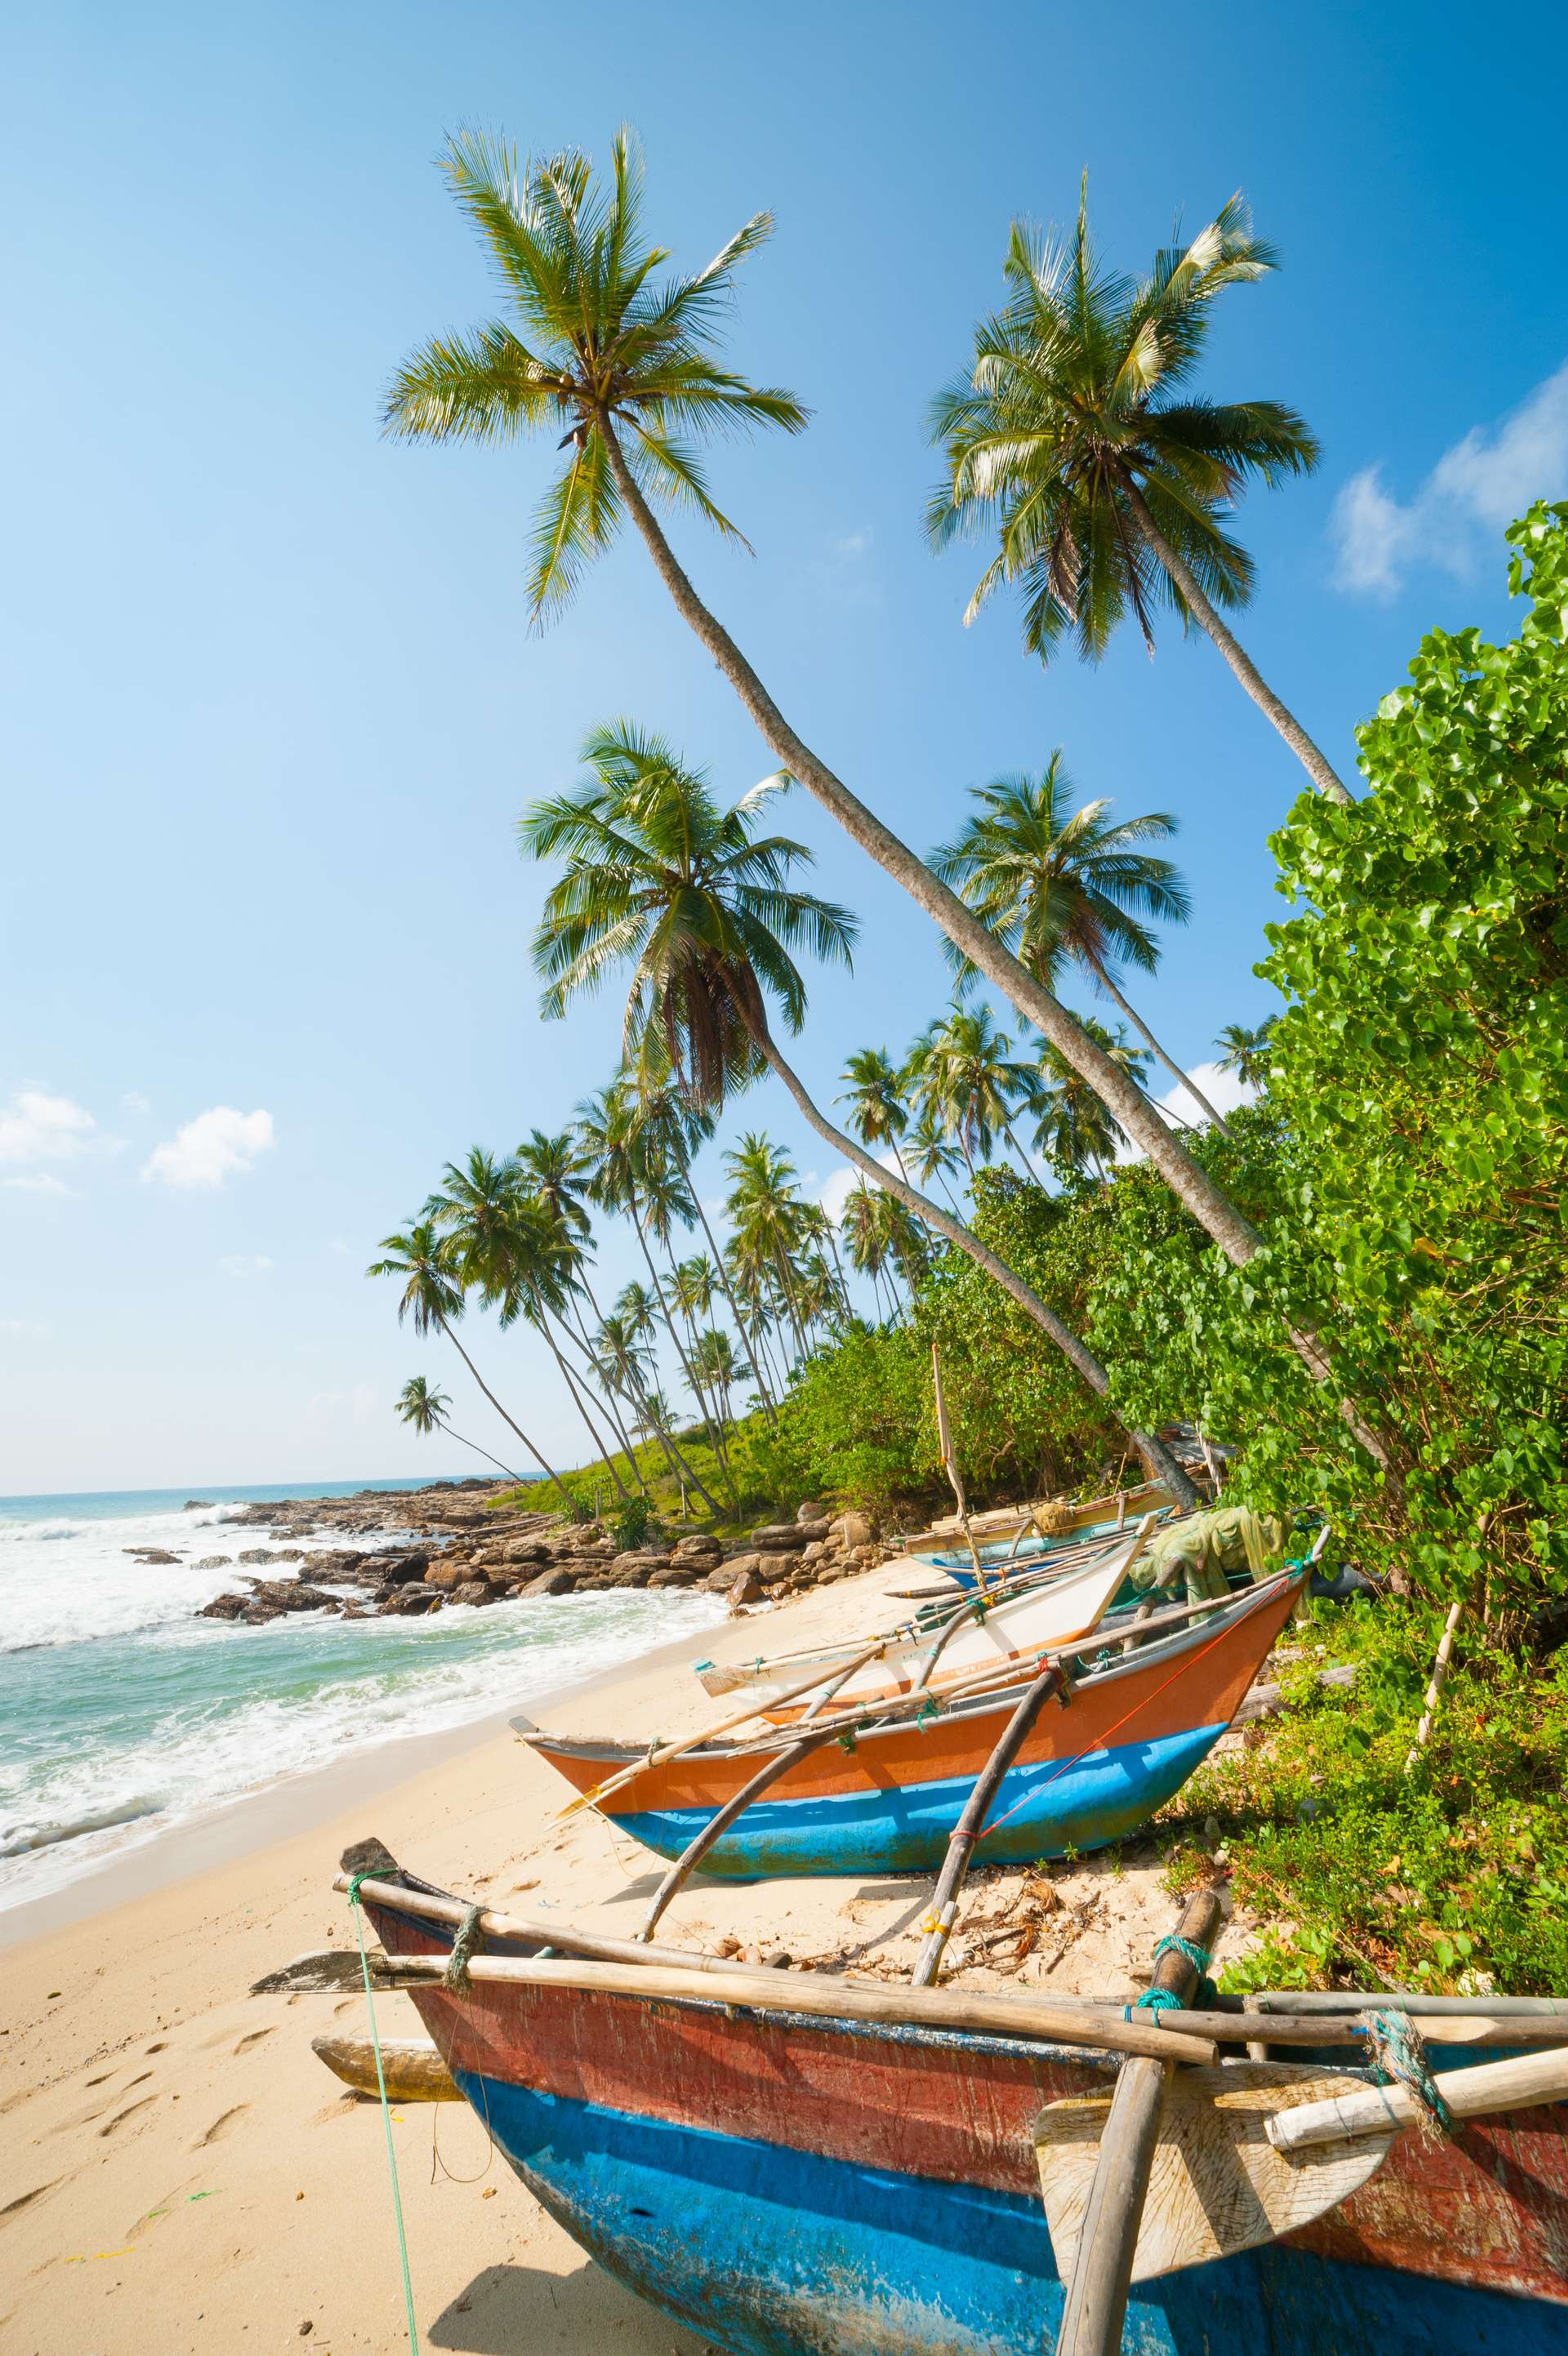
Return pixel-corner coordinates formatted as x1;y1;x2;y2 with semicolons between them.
1054;1889;1225;2356
635;1728;837;1943
1405;1597;1465;1770
1268;2044;1568;2152
367;1949;1218;2064
911;1659;1068;1988
933;1342;987;1587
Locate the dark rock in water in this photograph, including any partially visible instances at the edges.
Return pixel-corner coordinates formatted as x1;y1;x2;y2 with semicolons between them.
183;1499;216;1510
611;1549;672;1578
228;1580;342;1623
378;1587;439;1615
647;1561;706;1587
197;1593;249;1620
376;1552;430;1585
450;1580;497;1608
299;1550;368;1579
707;1561;741;1592
266;1546;306;1563
727;1568;765;1610
194;1555;232;1570
126;1548;181;1565
236;1548;276;1566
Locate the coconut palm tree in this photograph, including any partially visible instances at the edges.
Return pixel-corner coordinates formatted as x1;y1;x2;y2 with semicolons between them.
367;1220;576;1510
927;185;1351;807
904;1002;1043;1178
395;1376;521;1480
521;721;1195;1500
1033;1020;1155;1180
931;756;1229;1130
383;128;1280;1303
840;1181;903;1322
904;1102;967;1214
1216;1017;1276;1089
837;1048;912;1183
424;1148;634;1499
692;1326;749;1426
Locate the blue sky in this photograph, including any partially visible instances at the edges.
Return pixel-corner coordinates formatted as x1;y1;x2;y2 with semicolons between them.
5;0;1566;1491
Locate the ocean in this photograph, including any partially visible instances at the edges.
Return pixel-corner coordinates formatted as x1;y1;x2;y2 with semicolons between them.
0;1478;723;1915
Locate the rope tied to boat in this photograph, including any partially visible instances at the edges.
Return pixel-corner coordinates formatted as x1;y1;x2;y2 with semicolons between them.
915;1694;941;1732
343;1874;421;2354
1125;1933;1219;2020
444;1903;487;1992
1361;2008;1454;2140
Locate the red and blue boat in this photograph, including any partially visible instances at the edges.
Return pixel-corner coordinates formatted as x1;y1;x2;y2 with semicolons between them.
515;1570;1301;1876
354;1872;1568;2355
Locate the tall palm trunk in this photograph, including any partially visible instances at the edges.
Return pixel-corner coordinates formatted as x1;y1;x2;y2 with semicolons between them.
557;1294;651;1493
1000;1112;1047;1184
441;1424;523;1480
737;1007;1197;1507
598;415;1391;1474
1082;950;1231;1134
625;1206;731;1514
527;1297;633;1501
434;1315;578;1514
668;1133;780;1426
1117;477;1352;808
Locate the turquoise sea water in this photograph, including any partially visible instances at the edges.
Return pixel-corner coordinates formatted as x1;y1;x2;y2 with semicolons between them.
0;1477;721;1913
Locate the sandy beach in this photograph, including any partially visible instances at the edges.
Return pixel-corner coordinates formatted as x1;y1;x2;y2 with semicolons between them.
0;1563;1227;2356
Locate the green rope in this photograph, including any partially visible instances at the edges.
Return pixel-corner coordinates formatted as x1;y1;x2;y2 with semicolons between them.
1128;1931;1219;2020
346;1874;421;2353
914;1695;940;1732
444;1902;485;1991
1362;2008;1454;2139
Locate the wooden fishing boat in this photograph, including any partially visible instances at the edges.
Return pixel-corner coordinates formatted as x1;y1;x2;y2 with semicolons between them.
346;1870;1568;2356
515;1571;1302;1875
693;1521;1154;1717
901;1477;1176;1563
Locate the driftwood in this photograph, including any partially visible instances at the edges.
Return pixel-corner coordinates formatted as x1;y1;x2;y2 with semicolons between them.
311;2033;461;2103
1051;1888;1226;2356
1269;2043;1568;2151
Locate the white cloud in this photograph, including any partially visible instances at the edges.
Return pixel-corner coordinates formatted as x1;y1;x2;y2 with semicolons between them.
218;1253;274;1276
3;1173;76;1196
0;1089;97;1165
143;1106;275;1189
819;1149;902;1227
120;1090;152;1116
309;1382;380;1426
1114;1060;1254;1165
1332;361;1568;597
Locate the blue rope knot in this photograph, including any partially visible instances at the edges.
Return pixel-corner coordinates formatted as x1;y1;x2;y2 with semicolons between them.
445;1902;486;1991
1132;1931;1219;2016
1361;2008;1454;2140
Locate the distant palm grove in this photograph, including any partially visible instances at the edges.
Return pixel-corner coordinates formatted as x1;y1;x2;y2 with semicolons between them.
367;126;1566;1627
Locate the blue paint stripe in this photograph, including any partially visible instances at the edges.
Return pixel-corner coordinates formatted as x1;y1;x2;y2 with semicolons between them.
460;2071;1568;2356
614;1721;1224;1875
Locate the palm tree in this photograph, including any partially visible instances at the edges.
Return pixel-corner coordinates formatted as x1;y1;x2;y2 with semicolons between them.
837;1048;912;1183
725;1133;816;1363
424;1147;634;1499
691;1325;749;1427
384;129;1278;1301
840;1181;901;1322
904;1102;967;1214
1033;1020;1154;1180
1216;1017;1276;1089
931;755;1229;1130
904;1002;1043;1178
395;1376;521;1480
927;184;1351;808
367;1221;576;1511
521;721;1195;1500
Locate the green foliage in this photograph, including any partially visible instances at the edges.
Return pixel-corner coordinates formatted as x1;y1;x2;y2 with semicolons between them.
613;1494;655;1552
1161;1594;1568;1995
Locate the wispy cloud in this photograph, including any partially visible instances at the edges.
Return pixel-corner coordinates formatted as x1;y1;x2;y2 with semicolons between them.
1332;361;1568;597
120;1090;152;1116
1114;1061;1254;1165
819;1149;902;1227
143;1107;275;1189
219;1253;274;1276
0;1089;98;1165
2;1173;77;1197
309;1382;380;1426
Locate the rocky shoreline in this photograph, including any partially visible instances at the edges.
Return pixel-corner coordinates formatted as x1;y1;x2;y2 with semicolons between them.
165;1479;894;1626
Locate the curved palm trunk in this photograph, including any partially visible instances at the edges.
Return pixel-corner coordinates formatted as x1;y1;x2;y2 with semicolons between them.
557;1290;652;1489
625;1207;731;1515
673;1144;781;1426
598;416;1392;1476
441;1424;523;1481
1117;477;1353;808
434;1316;578;1515
1084;952;1231;1134
1000;1112;1048;1184
528;1300;633;1501
740;1011;1198;1508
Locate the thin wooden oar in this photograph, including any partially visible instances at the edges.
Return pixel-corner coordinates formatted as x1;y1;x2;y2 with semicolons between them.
911;1657;1067;1987
635;1726;839;1943
312;2034;461;2102
1247;1990;1568;2018
1037;2058;1391;2285
550;1637;891;1821
1053;1889;1224;2356
325;1873;775;1978
372;1948;1217;2063
1268;2042;1568;2151
1073;2009;1568;2051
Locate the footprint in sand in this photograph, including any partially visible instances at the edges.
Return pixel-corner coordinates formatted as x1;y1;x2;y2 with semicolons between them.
144;2041;167;2055
99;2095;158;2138
232;2027;275;2055
0;2180;59;2222
194;2104;249;2148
